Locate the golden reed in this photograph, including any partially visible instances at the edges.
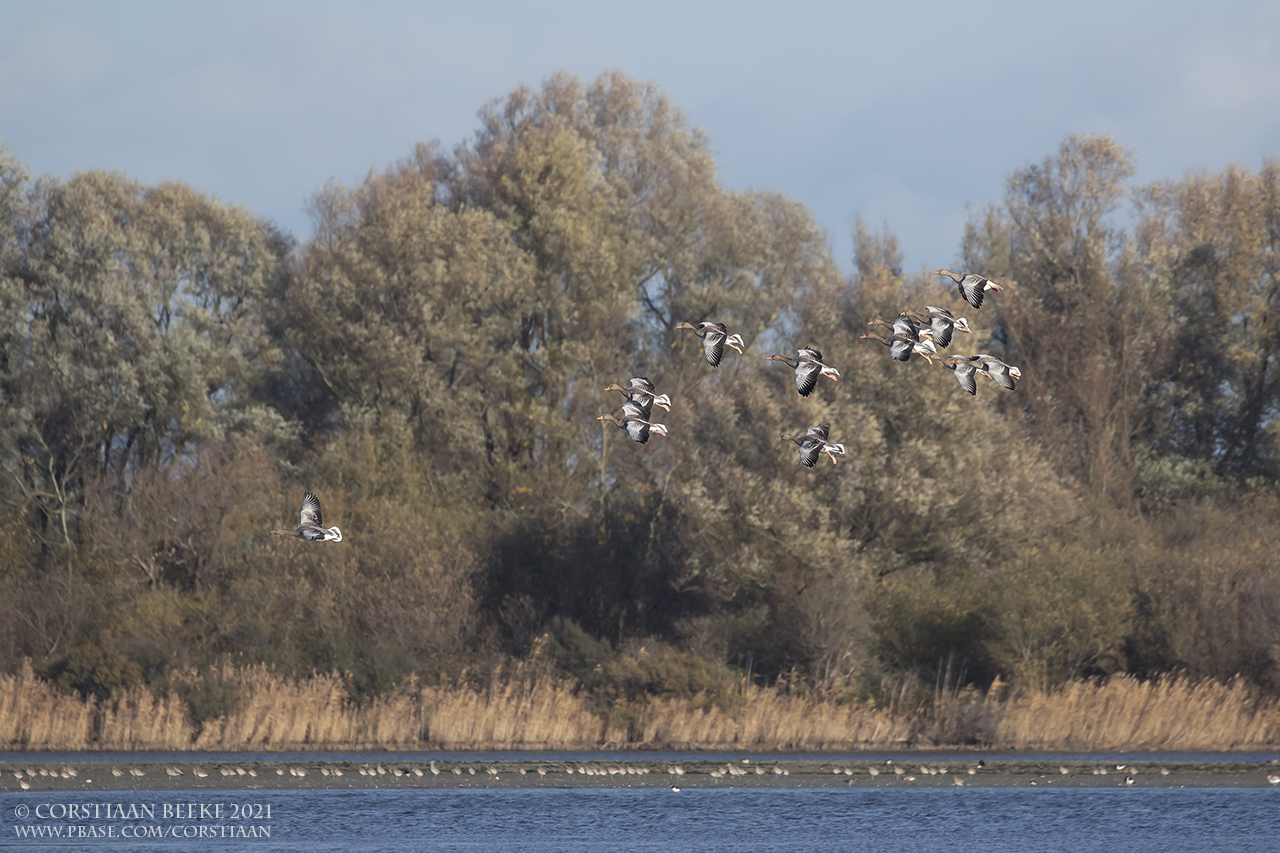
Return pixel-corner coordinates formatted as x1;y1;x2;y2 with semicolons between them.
2;662;1278;751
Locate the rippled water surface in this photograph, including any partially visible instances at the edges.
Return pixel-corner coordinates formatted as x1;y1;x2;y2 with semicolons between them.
6;786;1280;851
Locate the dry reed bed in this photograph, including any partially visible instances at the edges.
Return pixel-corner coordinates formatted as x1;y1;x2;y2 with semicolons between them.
3;663;1279;752
995;675;1280;750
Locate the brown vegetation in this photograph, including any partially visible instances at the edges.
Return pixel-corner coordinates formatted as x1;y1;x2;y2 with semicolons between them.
4;663;1278;752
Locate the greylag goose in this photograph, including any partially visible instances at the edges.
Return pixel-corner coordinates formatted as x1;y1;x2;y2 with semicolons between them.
778;424;846;468
860;333;938;364
597;412;669;444
605;378;671;412
903;307;971;349
934;269;1003;310
272;492;343;542
941;355;980;395
867;315;926;341
974;355;1021;390
676;321;744;367
948;354;1022;390
614;398;656;422
766;348;840;397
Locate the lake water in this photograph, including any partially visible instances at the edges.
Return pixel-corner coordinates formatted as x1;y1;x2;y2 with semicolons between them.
5;785;1280;851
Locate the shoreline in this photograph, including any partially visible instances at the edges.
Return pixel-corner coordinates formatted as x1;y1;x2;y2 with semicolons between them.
5;758;1280;792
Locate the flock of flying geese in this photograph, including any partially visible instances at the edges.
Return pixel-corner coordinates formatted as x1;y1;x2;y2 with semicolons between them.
272;270;1020;538
597;268;1022;468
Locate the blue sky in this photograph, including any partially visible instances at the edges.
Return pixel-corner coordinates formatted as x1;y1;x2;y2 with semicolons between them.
3;1;1278;272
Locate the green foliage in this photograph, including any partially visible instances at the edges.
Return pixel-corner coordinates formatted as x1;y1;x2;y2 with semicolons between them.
50;632;143;700
545;617;742;713
185;671;240;723
984;540;1133;690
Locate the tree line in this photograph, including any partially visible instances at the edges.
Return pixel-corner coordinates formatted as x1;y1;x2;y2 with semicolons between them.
1;71;1277;718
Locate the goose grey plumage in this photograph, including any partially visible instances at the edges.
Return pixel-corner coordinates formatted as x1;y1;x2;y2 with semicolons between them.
766;347;840;396
948;354;1022;391
615;398;655;422
975;355;1022;390
597;412;669;444
272;492;343;542
941;355;980;395
860;333;938;364
778;424;846;468
934;269;1003;310
605;379;671;412
676;321;745;367
867;315;926;341
903;307;971;349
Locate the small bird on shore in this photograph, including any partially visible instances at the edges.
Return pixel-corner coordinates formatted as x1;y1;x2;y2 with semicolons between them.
272;492;343;542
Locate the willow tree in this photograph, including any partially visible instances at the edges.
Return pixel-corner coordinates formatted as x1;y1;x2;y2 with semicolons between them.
1;167;289;549
0;156;291;660
963;134;1179;502
1137;160;1280;484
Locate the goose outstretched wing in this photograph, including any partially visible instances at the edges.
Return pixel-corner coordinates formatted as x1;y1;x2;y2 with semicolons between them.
300;492;323;528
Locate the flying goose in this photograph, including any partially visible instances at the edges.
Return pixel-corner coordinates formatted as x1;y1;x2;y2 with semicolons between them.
597;412;668;444
948;354;1022;390
903;307;972;349
778;424;846;468
676;321;744;367
605;379;671;412
272;492;343;542
971;354;1022;390
941;355;980;395
934;269;1003;310
867;314;926;341
766;347;840;396
860;333;939;364
615;398;656;422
